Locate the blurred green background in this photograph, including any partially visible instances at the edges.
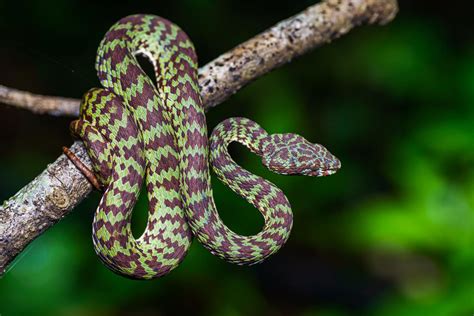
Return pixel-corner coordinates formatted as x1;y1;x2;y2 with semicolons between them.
1;0;473;315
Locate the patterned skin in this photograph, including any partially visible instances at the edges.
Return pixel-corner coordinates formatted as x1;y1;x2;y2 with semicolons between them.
69;14;341;279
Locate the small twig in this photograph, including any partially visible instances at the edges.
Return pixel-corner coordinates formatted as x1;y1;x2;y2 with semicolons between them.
0;84;80;116
0;0;398;275
62;146;102;190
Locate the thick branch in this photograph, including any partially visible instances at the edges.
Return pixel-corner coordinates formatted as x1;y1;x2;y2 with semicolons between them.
0;0;398;275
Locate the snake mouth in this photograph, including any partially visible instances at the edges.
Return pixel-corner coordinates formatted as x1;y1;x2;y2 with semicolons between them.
303;169;335;177
323;168;338;176
303;164;341;177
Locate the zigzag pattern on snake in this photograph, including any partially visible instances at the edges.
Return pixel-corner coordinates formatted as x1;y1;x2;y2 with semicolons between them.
67;14;341;279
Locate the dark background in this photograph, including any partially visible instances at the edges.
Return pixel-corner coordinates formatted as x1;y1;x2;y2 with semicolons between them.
1;1;473;315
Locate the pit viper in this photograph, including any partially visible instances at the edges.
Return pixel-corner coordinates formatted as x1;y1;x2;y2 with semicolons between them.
66;14;341;279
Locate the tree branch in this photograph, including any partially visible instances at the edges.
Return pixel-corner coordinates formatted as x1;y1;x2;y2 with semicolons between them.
0;0;398;275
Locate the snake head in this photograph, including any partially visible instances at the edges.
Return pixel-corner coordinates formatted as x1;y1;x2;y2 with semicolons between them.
262;133;341;177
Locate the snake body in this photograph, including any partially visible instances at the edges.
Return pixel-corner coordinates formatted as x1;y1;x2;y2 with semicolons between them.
70;14;341;279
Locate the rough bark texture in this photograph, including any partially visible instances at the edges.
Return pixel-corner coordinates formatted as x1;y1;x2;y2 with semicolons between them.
0;0;398;275
0;142;91;274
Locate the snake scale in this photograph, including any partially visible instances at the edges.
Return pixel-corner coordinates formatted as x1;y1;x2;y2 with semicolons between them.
66;14;341;279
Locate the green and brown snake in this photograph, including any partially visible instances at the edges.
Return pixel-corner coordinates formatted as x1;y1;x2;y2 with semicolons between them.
65;14;341;279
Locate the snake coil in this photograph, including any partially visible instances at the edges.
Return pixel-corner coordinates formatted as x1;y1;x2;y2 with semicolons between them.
66;14;341;279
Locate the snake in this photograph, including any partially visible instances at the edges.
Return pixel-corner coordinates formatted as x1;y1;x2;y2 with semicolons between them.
66;14;341;279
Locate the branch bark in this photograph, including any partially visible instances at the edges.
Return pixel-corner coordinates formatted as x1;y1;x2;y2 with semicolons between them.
0;0;398;275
